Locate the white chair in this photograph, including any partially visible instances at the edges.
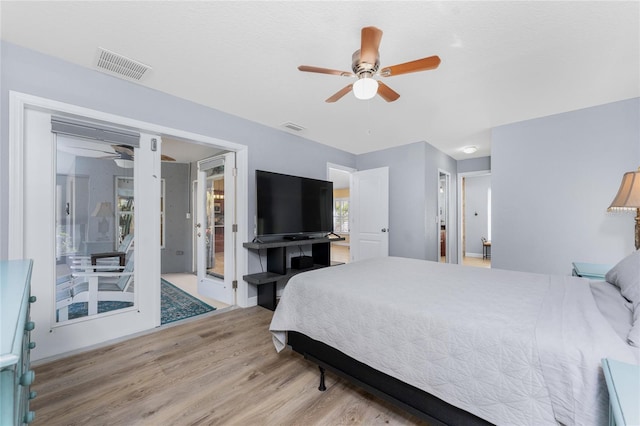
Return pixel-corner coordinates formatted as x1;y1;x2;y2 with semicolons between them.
57;256;135;321
69;234;134;270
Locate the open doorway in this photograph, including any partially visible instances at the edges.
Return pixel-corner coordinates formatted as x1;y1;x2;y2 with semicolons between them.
438;170;451;263
160;138;233;311
328;163;355;265
458;172;491;268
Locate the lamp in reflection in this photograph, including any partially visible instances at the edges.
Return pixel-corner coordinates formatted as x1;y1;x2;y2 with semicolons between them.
92;202;114;241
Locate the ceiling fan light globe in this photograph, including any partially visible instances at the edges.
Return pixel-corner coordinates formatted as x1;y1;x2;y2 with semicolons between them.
114;158;134;168
353;78;378;100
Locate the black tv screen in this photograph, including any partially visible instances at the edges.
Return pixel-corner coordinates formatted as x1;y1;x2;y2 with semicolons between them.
256;170;333;237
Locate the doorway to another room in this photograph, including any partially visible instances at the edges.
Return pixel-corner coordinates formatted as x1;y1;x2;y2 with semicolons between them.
328;164;354;265
161;140;235;311
438;170;451;263
459;172;492;268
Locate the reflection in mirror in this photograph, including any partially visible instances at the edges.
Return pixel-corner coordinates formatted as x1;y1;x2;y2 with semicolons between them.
54;134;135;323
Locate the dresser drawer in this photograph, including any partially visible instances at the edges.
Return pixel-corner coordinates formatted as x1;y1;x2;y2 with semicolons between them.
1;260;36;425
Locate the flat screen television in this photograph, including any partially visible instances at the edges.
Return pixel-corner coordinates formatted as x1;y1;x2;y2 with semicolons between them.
256;170;333;239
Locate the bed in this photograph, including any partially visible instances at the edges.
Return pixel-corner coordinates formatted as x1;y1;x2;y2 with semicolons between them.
269;255;640;425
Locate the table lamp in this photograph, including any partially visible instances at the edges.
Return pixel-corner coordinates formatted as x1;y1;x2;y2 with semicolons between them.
608;167;640;250
92;201;114;241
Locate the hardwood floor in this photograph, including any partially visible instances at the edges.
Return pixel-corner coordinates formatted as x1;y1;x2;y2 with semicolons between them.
462;256;491;268
330;243;350;264
31;306;429;425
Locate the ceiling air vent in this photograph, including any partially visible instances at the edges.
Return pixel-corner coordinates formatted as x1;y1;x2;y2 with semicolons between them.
282;122;305;132
95;47;151;81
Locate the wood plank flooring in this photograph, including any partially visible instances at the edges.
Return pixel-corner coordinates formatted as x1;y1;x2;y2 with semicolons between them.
31;306;429;425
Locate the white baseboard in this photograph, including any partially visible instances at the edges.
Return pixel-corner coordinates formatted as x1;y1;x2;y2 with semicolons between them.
466;252;484;258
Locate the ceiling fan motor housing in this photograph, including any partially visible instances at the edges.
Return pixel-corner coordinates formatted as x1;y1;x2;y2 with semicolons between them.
352;49;379;78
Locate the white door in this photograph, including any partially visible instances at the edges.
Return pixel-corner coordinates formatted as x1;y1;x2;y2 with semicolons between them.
196;152;235;305
15;108;158;360
350;167;389;261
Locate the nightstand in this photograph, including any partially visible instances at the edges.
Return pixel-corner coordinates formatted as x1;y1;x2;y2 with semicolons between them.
571;262;613;280
602;358;640;426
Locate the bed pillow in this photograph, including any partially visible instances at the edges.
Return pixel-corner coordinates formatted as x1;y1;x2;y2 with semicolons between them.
629;309;640;347
605;249;640;347
605;249;640;305
589;281;634;342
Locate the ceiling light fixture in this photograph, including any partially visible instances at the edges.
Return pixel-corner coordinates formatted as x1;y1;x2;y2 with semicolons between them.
461;146;478;154
353;77;378;100
114;158;134;168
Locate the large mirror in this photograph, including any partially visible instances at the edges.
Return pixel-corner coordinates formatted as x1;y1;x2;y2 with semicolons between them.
54;134;136;323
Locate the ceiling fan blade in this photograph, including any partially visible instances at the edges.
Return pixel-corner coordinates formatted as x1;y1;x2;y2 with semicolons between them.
325;84;353;103
161;154;176;162
59;145;116;156
379;55;441;77
298;65;353;77
377;81;400;102
360;26;383;65
112;145;135;156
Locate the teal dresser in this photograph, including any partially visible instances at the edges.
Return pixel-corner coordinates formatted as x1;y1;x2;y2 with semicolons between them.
1;260;37;425
602;358;640;426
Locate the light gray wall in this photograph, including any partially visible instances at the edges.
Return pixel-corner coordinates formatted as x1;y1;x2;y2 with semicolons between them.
161;162;192;273
356;141;458;262
458;156;491;173
492;97;640;274
464;175;491;255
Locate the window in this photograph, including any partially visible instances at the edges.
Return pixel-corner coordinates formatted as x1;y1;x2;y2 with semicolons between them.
115;176;134;245
334;199;349;233
116;176;165;248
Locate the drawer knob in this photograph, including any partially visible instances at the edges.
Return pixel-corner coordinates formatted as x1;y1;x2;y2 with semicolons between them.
25;321;35;331
20;370;35;386
24;411;36;423
29;295;37;303
29;341;36;350
29;390;38;400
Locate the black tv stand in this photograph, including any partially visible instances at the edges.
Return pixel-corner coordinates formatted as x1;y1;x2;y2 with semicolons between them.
242;236;345;310
283;235;312;241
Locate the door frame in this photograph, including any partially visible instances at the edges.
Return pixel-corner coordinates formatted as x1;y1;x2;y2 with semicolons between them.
8;91;249;360
456;170;491;264
437;169;451;263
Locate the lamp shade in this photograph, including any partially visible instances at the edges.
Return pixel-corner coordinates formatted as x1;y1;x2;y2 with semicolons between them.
92;202;114;217
353;77;378;100
608;168;640;211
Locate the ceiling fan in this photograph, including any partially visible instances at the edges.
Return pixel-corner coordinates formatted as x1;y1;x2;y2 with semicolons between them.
298;26;440;103
57;141;175;168
112;145;176;162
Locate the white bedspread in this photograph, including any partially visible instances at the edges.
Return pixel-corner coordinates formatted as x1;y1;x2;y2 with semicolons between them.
269;257;639;426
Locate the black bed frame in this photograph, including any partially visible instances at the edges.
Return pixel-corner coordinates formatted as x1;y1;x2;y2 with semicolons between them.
288;331;493;426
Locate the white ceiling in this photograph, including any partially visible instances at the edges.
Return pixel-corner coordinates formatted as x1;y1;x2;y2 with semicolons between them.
1;1;638;160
